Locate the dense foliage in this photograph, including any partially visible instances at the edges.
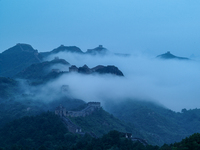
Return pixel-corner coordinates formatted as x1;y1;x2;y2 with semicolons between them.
0;77;18;99
105;100;200;145
69;108;142;138
71;130;159;150
160;133;200;150
0;112;158;150
0;98;85;126
0;112;75;149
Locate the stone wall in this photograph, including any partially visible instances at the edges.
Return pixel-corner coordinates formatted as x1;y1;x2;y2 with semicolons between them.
55;102;101;117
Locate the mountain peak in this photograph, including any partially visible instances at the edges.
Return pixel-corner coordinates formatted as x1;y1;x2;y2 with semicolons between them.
2;43;37;54
51;45;84;54
0;43;41;77
157;51;189;60
86;45;108;55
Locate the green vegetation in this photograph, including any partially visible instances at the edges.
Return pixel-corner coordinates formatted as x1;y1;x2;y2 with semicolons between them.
0;112;76;149
0;96;85;128
0;77;18;99
69;108;142;138
160;133;200;150
105;100;200;145
72;130;159;150
0;112;159;150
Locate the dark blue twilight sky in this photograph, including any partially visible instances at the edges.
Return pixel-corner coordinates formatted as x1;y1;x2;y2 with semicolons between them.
0;0;200;57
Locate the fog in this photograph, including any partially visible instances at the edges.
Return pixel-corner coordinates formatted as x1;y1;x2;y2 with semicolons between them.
35;51;200;112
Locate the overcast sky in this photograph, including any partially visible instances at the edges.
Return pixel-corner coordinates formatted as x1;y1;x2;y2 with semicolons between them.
0;0;200;56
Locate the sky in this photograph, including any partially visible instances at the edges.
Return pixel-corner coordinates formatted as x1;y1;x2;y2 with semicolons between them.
0;0;200;57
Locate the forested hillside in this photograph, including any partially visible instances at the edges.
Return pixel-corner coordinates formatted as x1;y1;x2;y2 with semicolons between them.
105;100;200;145
0;112;156;150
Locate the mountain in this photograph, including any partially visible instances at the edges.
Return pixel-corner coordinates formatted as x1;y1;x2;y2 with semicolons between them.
15;61;123;85
157;51;189;60
104;100;200;146
2;43;200;147
0;112;158;150
0;87;86;127
163;133;200;149
65;106;142;138
40;45;108;58
39;45;84;58
0;44;126;78
51;45;84;54
16;58;70;81
86;45;108;55
69;64;124;76
0;43;42;77
92;65;124;76
0;77;18;99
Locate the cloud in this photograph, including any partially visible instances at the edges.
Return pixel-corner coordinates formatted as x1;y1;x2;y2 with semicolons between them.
43;52;200;112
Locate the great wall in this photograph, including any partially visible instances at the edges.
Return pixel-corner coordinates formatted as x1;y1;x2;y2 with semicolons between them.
55;102;101;137
55;102;101;117
55;102;148;145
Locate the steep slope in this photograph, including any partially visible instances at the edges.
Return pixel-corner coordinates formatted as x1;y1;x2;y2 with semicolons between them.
0;112;159;150
105;100;200;146
16;58;70;81
0;43;42;77
164;133;200;149
92;65;124;76
0;95;86;128
0;112;70;149
69;108;142;138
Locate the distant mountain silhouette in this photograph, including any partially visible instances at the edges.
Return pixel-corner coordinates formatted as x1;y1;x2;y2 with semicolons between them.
0;43;42;77
52;45;84;54
86;45;108;55
39;45;84;58
16;58;70;81
157;51;189;60
69;64;124;76
39;45;111;58
0;44;126;78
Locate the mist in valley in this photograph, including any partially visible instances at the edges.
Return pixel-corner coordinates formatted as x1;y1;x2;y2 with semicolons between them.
26;51;200;112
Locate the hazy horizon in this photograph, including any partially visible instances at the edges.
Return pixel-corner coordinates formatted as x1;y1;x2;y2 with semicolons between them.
1;0;200;57
14;51;198;112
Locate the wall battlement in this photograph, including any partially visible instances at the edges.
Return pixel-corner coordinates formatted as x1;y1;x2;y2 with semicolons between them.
55;102;101;117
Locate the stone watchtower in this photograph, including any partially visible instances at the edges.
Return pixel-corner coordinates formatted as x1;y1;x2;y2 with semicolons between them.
55;104;66;117
87;102;101;108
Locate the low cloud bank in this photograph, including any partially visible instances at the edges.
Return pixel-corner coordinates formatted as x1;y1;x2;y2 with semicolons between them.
41;52;200;112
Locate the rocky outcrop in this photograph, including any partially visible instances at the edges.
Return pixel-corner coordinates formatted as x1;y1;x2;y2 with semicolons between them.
69;65;124;76
93;65;124;76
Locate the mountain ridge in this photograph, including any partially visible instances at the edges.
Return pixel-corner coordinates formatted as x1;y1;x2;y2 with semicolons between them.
157;51;189;60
